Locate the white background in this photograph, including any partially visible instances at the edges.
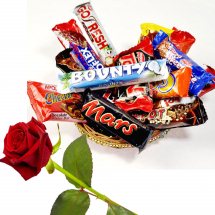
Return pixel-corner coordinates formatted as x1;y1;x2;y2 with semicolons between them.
0;0;215;214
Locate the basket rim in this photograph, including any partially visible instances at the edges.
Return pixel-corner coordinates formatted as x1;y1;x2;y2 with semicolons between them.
76;123;167;148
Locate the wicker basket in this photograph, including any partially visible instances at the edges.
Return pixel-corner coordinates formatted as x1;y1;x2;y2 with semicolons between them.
76;123;168;148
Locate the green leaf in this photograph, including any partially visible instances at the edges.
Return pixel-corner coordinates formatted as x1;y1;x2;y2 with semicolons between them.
46;159;55;174
51;189;90;215
52;124;61;155
63;135;93;188
107;204;137;215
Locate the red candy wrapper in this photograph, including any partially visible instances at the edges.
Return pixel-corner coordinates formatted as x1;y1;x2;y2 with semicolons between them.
103;84;153;113
52;19;103;70
52;19;82;49
170;27;196;54
27;81;85;122
108;37;154;113
114;37;154;65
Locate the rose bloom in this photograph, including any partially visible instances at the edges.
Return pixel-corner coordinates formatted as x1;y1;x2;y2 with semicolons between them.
0;118;53;180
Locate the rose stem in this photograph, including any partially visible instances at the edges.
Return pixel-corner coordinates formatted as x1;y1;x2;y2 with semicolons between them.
52;161;119;206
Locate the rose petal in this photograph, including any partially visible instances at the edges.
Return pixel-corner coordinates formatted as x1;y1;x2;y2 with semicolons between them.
37;134;53;168
0;157;39;181
25;127;39;148
27;117;46;132
15;133;52;169
4;128;28;158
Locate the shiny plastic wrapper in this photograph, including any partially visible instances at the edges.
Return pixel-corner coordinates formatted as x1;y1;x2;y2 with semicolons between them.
153;31;213;96
57;59;169;93
27;81;85;123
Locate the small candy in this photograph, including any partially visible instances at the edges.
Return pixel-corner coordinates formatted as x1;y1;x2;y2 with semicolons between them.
82;90;153;150
152;31;213;96
27;81;85;123
74;2;117;66
131;97;208;129
52;19;103;70
151;67;192;98
57;59;169;93
114;37;154;65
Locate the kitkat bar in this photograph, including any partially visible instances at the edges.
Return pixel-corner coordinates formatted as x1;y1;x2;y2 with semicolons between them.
27;81;85;123
82;90;153;150
52;19;104;70
131;97;208;129
74;2;117;66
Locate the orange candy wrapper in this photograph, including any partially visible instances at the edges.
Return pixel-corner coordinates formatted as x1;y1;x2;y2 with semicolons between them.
27;81;85;123
152;67;192;98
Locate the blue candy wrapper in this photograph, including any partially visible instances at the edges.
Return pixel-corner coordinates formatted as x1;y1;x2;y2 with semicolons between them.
70;43;104;70
152;31;213;95
57;59;169;93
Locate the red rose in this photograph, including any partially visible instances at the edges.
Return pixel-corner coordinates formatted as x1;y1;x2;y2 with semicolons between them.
0;117;53;180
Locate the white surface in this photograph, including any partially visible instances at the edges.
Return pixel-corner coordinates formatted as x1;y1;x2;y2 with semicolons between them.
0;0;215;215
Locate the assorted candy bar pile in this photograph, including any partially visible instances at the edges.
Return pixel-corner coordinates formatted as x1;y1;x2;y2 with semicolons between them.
28;2;214;150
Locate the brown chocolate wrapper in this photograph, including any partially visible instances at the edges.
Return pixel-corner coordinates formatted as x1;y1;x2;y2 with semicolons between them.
130;97;208;129
56;48;83;73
